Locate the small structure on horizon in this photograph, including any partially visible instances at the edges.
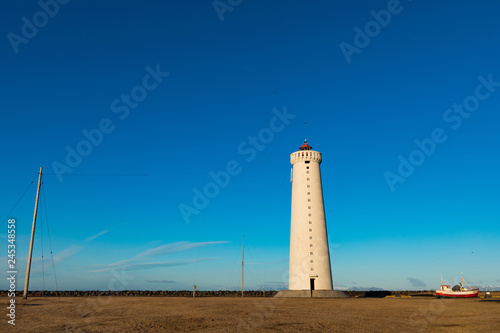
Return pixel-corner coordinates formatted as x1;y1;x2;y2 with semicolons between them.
275;140;347;298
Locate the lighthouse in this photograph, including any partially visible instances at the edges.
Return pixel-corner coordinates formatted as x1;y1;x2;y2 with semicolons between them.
276;140;347;298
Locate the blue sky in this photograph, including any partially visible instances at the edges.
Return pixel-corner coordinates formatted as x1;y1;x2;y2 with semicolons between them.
1;0;499;291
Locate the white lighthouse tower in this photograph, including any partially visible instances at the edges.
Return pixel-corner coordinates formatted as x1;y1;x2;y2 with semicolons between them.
276;140;346;298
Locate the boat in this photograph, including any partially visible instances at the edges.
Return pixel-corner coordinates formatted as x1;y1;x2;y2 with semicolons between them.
435;273;479;298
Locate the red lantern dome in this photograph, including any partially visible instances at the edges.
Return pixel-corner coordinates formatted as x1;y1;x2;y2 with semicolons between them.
299;139;312;151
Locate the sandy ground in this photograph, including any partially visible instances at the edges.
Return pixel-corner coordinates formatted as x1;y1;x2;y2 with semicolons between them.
3;296;499;332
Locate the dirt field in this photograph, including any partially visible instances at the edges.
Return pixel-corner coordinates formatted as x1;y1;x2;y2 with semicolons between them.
3;296;499;332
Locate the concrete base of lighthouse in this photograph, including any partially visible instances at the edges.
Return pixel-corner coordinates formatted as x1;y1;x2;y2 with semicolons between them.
274;290;348;298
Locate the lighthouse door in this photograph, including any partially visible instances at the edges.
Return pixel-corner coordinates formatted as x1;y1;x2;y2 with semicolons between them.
310;278;315;298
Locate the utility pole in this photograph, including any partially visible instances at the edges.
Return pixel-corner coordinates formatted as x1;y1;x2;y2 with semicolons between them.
23;167;42;300
242;235;244;297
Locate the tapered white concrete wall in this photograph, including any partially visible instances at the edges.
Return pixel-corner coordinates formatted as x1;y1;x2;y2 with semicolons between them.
289;150;333;290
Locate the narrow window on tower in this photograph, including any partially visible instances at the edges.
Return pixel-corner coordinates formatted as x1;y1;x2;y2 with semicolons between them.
310;244;313;247
307;185;310;188
310;252;313;255
309;221;312;224
307;192;310;195
307;178;310;181
309;229;312;232
308;214;311;217
311;268;314;271
306;166;309;169
306;171;309;174
308;206;311;209
308;199;311;202
309;236;312;239
310;260;313;263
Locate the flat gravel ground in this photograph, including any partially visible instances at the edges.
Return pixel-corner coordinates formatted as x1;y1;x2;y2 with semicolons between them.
3;296;499;332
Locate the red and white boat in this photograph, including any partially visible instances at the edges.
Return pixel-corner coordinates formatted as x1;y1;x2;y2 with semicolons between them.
435;273;479;298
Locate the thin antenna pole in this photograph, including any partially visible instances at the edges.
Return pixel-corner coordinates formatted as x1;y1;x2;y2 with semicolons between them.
242;235;244;297
23;167;42;300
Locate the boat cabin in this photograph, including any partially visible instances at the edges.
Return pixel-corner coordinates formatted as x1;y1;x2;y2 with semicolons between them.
439;285;451;291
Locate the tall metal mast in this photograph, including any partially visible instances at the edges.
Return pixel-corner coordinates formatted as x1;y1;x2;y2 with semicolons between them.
242;235;244;297
23;167;42;300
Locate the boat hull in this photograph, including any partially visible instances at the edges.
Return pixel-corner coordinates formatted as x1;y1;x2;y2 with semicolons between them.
435;291;478;298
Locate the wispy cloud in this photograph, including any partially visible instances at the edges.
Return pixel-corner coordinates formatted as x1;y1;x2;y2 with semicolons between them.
90;258;215;272
246;259;287;265
52;245;82;265
90;241;227;272
85;230;109;242
408;277;426;287
147;280;175;284
135;241;228;259
29;245;82;274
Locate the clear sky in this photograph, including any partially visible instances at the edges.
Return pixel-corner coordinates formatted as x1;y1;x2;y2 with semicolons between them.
1;0;499;291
